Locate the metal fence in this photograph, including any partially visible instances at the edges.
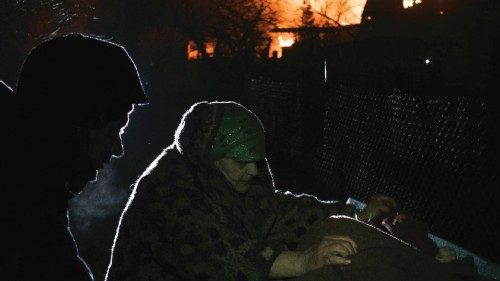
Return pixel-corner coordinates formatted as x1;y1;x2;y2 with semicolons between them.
248;77;499;263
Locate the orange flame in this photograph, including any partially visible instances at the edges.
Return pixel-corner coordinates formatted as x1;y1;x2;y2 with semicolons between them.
268;35;291;59
403;0;422;9
187;0;370;60
278;35;295;47
187;40;216;60
269;0;367;58
187;40;199;60
205;42;215;57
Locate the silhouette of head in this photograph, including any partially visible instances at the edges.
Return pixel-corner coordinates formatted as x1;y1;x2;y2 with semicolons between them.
16;33;148;194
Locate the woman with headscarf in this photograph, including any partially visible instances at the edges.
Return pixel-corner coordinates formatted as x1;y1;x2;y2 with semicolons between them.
106;101;392;281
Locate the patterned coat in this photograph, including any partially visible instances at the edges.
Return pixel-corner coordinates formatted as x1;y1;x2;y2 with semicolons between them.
106;102;355;281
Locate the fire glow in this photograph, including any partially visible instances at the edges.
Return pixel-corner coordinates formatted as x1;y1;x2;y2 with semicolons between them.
274;0;367;28
187;41;216;60
269;0;367;58
278;35;295;47
185;0;369;60
403;0;422;9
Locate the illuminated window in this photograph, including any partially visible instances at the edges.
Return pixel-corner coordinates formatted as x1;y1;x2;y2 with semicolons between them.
187;40;216;60
278;35;295;47
269;33;295;59
403;0;423;8
205;42;215;58
187;40;199;60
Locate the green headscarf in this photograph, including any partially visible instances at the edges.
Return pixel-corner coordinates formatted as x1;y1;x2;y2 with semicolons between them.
207;103;266;162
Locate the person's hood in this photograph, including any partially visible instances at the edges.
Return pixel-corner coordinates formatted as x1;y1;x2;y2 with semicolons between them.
174;101;265;163
173;101;275;190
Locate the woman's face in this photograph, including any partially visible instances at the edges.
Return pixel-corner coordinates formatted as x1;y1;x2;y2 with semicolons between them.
213;158;259;193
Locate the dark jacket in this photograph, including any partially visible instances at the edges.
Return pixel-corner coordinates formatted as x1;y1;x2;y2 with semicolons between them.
106;102;355;281
3;34;145;281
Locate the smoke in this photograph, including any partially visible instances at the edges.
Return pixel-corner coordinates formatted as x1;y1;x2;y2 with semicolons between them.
68;157;139;280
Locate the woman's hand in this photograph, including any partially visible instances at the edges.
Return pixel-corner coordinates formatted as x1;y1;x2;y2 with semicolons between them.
269;235;357;279
356;194;397;222
301;235;358;272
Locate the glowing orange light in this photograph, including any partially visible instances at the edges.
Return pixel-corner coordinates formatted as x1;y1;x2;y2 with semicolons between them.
187;40;216;60
403;0;423;8
268;33;294;59
189;0;373;60
278;35;295;47
205;42;215;57
268;36;281;59
403;0;413;8
187;40;199;60
439;11;444;15
274;0;367;28
268;0;369;58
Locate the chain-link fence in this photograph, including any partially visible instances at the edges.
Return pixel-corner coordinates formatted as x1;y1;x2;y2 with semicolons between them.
248;77;499;263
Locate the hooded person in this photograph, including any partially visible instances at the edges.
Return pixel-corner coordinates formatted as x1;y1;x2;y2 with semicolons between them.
2;34;147;281
105;101;377;281
106;101;480;281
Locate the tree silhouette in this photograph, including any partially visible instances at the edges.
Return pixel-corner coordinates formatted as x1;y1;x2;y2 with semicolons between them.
152;0;278;60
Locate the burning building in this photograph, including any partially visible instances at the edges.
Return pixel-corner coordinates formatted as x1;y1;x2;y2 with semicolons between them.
268;0;367;58
183;0;441;60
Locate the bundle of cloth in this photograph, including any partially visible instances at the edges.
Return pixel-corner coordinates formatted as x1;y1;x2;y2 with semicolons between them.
294;216;478;281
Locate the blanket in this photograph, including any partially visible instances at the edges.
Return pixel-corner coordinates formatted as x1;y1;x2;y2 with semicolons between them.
293;216;478;281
